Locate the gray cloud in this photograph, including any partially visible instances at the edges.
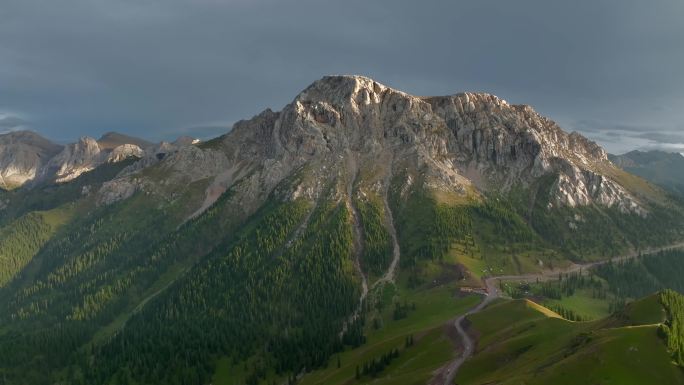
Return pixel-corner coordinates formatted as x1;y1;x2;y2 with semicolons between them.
570;120;684;154
0;0;683;152
635;132;684;145
0;115;28;132
571;120;661;134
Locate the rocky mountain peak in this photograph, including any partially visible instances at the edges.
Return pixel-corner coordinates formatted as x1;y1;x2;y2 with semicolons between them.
107;144;144;163
270;76;645;212
0;130;60;149
96;75;650;217
46;136;103;182
0;130;63;189
295;75;395;107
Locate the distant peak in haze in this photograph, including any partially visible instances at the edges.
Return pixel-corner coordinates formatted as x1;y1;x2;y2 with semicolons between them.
0;129;55;143
97;131;153;150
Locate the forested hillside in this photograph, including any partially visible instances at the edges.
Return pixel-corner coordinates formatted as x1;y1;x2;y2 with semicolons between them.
595;249;684;300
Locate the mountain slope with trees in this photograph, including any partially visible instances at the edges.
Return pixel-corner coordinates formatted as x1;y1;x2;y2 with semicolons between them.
0;76;682;384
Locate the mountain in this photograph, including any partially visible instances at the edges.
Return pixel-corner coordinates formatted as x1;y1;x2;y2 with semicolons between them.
610;150;684;196
0;131;63;189
0;131;156;189
0;75;682;385
97;131;153;150
98;75;676;257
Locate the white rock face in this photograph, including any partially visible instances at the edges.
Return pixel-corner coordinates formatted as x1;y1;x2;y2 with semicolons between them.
45;137;103;183
107;144;144;163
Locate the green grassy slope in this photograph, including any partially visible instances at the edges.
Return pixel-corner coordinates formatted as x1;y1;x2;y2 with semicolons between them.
299;283;479;385
455;297;684;385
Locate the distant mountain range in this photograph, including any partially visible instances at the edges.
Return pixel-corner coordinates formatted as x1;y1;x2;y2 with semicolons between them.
0;130;197;189
0;76;683;385
610;150;684;196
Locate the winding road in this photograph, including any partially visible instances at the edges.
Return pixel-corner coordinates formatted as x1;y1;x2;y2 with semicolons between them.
439;241;684;385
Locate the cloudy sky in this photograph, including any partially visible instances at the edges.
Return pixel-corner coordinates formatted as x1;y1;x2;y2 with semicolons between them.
1;0;683;154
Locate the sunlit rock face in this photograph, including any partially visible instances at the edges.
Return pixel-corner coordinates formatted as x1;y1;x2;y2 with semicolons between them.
98;75;647;216
0;131;63;190
0;131;149;189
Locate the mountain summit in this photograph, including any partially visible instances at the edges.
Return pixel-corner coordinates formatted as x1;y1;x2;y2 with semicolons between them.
100;75;651;215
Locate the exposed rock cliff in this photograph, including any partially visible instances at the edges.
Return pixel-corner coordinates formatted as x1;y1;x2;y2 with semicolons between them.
0;131;63;189
107;144;144;163
97;75;649;217
44;136;103;182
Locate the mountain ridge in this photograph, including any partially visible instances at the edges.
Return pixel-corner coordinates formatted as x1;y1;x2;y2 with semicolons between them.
0;130;195;189
98;75;652;215
610;150;684;196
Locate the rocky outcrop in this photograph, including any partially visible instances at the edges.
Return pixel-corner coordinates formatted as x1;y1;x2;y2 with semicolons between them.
107;144;144;163
97;137;226;206
0;131;63;189
45;137;103;183
173;136;201;146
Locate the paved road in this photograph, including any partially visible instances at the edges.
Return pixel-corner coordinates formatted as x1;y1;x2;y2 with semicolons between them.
440;241;684;385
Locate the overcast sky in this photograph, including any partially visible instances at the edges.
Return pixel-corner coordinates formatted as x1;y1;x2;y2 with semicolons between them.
1;0;683;154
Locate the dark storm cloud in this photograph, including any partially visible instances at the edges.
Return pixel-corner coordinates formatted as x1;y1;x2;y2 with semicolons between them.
1;0;683;153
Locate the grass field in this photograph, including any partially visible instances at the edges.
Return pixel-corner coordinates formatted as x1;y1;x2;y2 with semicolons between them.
543;288;611;320
447;237;571;286
455;298;684;385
